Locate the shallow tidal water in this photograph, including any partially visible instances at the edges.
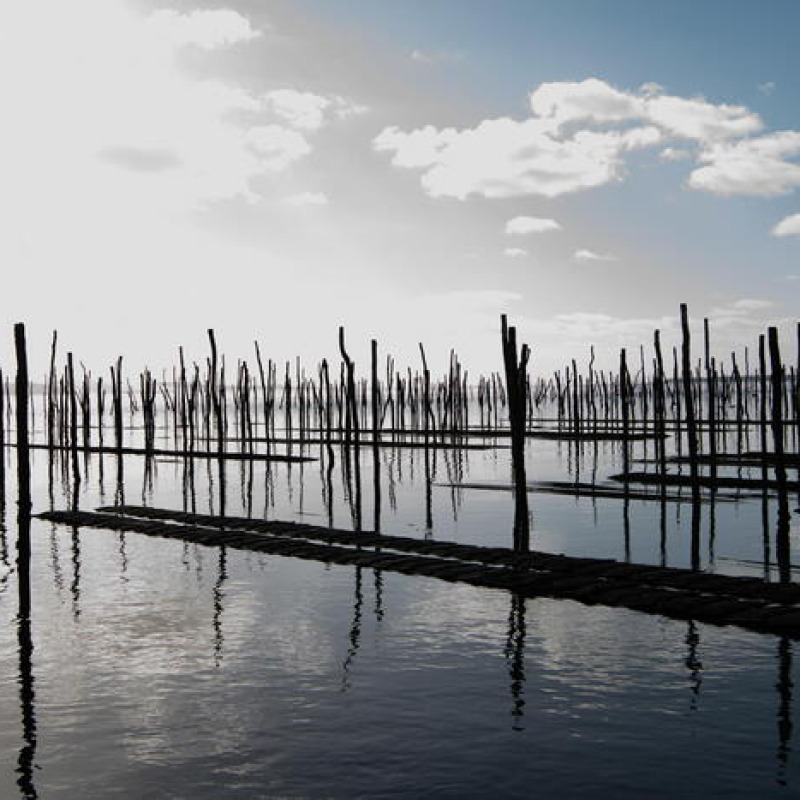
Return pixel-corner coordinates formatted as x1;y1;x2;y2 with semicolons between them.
1;425;799;798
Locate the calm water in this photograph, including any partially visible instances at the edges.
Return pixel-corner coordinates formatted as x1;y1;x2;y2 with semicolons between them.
1;423;799;798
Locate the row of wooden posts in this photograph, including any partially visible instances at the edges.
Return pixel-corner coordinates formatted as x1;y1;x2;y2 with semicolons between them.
3;309;799;517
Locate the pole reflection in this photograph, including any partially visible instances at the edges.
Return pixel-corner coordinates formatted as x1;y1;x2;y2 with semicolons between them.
504;593;527;731
776;636;794;787
213;546;227;667
341;566;363;692
684;620;703;714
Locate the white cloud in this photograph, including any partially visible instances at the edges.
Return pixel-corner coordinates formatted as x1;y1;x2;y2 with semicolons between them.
772;212;800;237
504;247;528;258
375;118;661;199
659;147;692;162
375;77;797;201
758;82;776;97
146;9;261;50
688;131;800;196
645;95;762;142
265;89;331;131
505;216;561;235
574;249;616;262
373;125;458;168
285;191;329;206
264;90;367;131
529;78;643;126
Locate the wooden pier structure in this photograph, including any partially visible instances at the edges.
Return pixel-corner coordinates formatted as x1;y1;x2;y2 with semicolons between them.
40;505;800;640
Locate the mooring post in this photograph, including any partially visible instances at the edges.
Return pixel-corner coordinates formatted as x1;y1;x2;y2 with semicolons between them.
680;304;701;505
620;348;630;477
14;323;33;637
14;324;36;799
768;327;791;583
15;324;31;518
704;318;717;483
501;314;530;552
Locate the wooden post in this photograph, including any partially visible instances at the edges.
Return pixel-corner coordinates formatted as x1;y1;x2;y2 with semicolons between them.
15;324;31;517
768;327;791;583
501;315;530;552
704;318;717;483
680;304;701;505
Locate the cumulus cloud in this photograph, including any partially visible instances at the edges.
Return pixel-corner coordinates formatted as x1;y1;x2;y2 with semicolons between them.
505;216;561;235
528;78;642;126
689;131;800;195
375;118;661;199
574;249;616;262
772;212;800;237
645;95;762;142
374;76;799;201
146;9;261;50
504;247;528;258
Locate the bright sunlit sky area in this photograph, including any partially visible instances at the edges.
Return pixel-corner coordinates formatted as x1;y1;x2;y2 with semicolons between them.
1;0;799;376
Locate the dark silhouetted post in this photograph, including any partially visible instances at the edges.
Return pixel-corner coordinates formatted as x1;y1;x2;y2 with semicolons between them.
768;327;791;583
501;315;530;552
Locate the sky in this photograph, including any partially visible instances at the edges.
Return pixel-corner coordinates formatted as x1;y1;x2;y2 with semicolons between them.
1;0;799;377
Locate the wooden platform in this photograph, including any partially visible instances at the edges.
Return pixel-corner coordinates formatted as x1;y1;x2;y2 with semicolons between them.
38;505;800;639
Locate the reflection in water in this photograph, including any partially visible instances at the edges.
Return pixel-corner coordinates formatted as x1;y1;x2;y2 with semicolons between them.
341;566;363;692
762;490;772;579
17;608;37;799
118;531;129;581
776;499;792;585
387;449;398;514
423;446;433;538
49;526;65;597
182;455;197;515
217;458;227;519
777;636;794;786
372;443;381;534
0;482;8;568
70;527;82;621
373;568;384;622
324;450;334;529
690;502;701;572
504;593;527;731
213;546;227;667
622;494;631;564
114;453;125;507
685;621;703;714
708;491;717;566
17;508;38;799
